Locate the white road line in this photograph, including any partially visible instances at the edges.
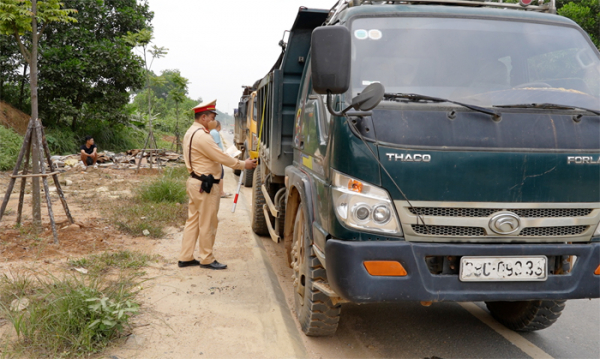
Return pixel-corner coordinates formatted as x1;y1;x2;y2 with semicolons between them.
459;302;554;359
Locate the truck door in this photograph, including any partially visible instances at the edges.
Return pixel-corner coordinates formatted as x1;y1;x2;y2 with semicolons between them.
295;65;332;228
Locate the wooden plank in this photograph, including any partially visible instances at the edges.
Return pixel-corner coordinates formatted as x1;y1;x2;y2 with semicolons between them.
135;130;152;173
10;171;59;178
40;126;74;224
34;120;58;244
17;144;31;225
0;120;34;222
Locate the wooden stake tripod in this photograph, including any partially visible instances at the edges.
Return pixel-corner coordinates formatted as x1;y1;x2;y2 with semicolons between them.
0;118;74;243
135;128;163;173
170;130;182;154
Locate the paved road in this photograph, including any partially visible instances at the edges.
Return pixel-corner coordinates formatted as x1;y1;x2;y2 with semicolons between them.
225;130;600;359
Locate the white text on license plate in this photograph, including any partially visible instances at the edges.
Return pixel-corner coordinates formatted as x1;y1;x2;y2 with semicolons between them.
459;256;547;282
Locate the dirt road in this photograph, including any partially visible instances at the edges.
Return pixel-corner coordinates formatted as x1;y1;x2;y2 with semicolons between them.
0;166;306;358
106;173;305;359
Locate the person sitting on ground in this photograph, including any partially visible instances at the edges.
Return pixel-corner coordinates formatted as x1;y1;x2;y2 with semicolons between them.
210;120;231;198
80;136;98;169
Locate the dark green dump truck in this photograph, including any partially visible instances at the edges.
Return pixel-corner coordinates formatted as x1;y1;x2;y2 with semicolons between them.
245;0;600;336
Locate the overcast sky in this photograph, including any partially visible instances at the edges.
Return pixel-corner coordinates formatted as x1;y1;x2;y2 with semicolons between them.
147;0;335;115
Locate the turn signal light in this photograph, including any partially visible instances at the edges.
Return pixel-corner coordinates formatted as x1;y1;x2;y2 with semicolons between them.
594;265;600;275
364;261;407;276
348;179;363;193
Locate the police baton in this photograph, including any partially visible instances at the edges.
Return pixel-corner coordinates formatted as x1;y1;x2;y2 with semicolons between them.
231;170;244;213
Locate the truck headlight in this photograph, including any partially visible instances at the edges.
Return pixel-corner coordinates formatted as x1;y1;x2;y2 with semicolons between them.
332;170;402;236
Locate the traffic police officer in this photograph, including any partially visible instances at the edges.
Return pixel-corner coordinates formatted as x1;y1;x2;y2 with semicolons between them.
179;99;257;270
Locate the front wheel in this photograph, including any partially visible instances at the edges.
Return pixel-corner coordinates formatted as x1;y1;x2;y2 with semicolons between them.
292;204;341;336
242;149;253;187
251;168;268;236
485;300;566;332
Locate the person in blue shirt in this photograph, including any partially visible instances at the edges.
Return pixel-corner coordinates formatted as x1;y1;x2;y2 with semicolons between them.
210;121;231;198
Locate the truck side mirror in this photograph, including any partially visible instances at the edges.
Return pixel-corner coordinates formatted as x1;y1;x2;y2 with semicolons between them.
325;82;385;117
311;26;351;95
350;82;385;111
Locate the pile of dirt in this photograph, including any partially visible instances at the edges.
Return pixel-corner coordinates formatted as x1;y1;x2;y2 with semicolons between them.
0;100;30;135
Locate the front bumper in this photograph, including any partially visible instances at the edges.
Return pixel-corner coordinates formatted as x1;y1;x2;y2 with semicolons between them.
325;239;600;303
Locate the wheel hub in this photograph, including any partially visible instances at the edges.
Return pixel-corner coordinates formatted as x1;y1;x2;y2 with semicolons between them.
292;212;306;303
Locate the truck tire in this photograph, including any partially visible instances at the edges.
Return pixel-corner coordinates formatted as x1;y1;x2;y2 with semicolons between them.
242;148;253;187
243;168;254;187
292;203;341;336
485;300;566;332
251;168;269;236
276;190;286;239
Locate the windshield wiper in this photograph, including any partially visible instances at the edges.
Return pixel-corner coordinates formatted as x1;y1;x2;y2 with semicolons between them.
494;103;600;116
384;93;500;119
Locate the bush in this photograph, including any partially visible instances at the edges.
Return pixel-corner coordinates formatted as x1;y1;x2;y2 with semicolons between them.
0;271;141;357
0;125;23;171
77;123;146;153
45;126;78;155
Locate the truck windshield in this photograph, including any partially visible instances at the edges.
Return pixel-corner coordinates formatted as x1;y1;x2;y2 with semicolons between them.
350;17;600;111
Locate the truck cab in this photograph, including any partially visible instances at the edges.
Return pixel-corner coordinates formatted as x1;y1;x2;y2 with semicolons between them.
249;0;600;336
234;88;260;186
233;87;253;177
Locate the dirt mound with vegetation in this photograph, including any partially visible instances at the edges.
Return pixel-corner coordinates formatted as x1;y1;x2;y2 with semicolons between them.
0;101;30;135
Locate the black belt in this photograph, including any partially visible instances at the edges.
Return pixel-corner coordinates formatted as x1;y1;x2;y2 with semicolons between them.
190;172;219;193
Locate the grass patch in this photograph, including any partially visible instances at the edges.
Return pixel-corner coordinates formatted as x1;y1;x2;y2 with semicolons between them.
105;166;188;238
68;251;160;276
0;269;142;357
110;200;187;238
0;125;23;171
137;176;187;203
163;165;189;180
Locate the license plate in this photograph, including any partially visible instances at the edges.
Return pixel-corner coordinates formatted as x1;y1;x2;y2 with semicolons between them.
459;256;547;282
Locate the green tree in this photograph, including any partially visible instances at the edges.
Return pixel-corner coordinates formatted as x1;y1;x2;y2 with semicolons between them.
38;0;153;130
502;1;599;49
0;35;29;113
0;0;77;226
168;70;188;153
0;0;77;122
557;0;599;48
124;28;167;131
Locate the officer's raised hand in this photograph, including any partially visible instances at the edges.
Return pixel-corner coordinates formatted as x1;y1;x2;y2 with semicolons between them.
245;159;258;169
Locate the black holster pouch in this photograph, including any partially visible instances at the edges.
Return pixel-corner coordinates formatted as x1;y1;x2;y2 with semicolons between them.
191;172;219;193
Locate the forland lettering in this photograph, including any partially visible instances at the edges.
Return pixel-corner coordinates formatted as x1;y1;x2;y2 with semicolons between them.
567;156;600;164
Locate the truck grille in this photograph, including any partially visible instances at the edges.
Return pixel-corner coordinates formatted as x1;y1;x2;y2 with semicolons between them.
397;201;600;243
412;225;485;236
519;226;588;237
409;207;593;218
412;225;589;237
